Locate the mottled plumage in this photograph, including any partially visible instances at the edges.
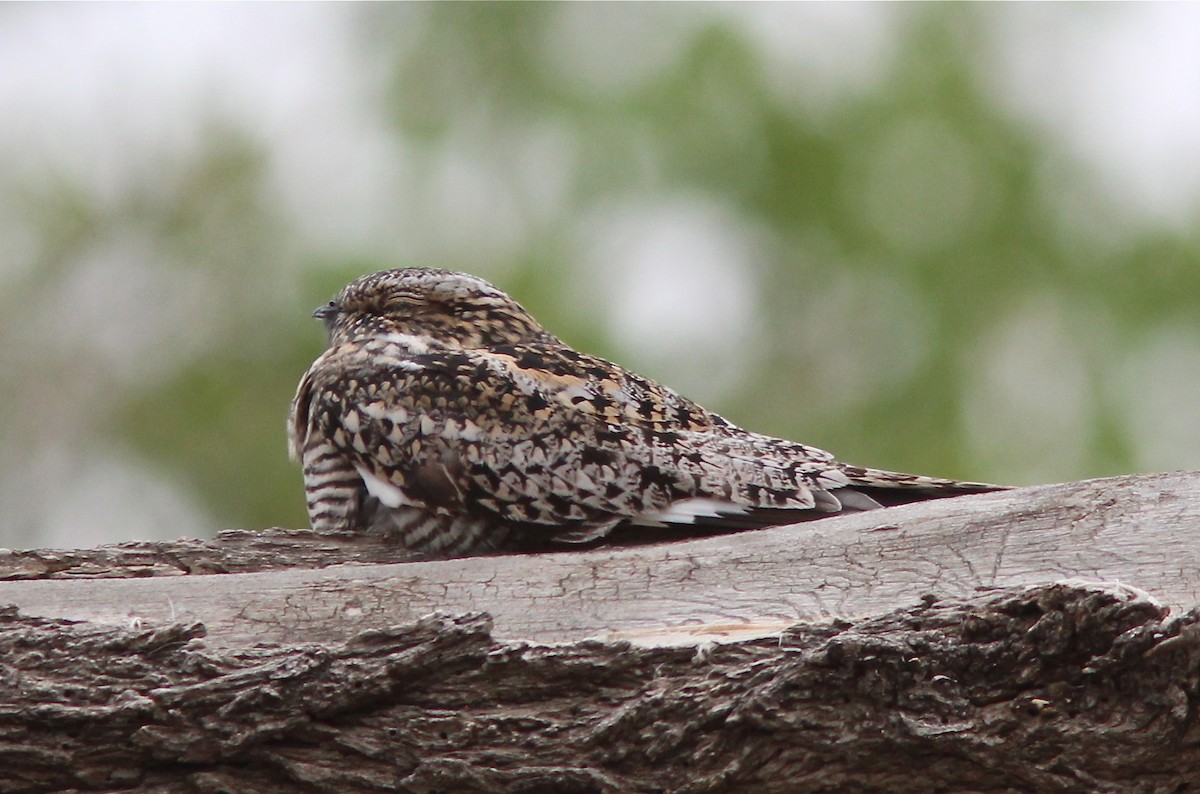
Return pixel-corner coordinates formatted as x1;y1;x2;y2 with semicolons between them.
289;268;1004;557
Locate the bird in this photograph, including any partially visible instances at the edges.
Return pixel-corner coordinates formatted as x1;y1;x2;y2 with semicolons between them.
289;268;1005;558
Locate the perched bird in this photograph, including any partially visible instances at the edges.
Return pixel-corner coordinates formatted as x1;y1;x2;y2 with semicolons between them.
289;268;1004;558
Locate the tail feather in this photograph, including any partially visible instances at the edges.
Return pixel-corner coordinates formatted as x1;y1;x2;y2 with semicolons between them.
838;464;1008;507
611;469;1007;543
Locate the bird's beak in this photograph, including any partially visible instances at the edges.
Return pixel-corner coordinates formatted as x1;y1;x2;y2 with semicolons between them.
313;302;341;341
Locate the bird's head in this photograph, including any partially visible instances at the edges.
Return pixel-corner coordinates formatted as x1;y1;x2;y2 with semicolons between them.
314;268;557;349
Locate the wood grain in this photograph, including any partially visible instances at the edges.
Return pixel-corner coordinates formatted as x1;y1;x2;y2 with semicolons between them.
1;472;1196;648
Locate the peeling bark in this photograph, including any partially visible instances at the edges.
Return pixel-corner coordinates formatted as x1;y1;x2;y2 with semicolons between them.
0;527;422;580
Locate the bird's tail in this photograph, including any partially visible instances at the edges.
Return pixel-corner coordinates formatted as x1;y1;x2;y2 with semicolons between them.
837;464;1008;507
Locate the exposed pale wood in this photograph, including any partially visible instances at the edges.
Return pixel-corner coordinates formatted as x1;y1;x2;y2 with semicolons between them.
0;472;1197;648
2;583;1197;793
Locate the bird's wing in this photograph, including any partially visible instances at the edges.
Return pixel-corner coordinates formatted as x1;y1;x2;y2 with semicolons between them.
299;340;855;536
302;340;678;530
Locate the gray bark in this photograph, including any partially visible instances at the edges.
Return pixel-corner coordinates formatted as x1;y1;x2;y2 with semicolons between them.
1;472;1199;792
2;584;1197;793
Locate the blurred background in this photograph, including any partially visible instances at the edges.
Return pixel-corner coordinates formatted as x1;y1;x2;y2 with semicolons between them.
3;3;1200;549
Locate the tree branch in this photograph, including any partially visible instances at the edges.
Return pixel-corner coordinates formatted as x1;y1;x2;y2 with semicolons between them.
1;473;1198;647
3;472;1199;791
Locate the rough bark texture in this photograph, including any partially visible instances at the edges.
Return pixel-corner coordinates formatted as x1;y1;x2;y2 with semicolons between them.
1;472;1199;791
1;583;1197;793
0;527;423;580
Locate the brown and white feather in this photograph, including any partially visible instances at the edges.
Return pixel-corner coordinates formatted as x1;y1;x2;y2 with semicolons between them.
289;268;1005;557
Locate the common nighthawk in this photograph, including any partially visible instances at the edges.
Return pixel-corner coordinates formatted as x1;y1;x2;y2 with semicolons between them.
289;268;1004;558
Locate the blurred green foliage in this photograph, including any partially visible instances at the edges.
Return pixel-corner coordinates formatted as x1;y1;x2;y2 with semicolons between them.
5;3;1199;543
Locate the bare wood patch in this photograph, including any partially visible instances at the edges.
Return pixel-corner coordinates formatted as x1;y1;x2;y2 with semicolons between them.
1;473;1198;648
